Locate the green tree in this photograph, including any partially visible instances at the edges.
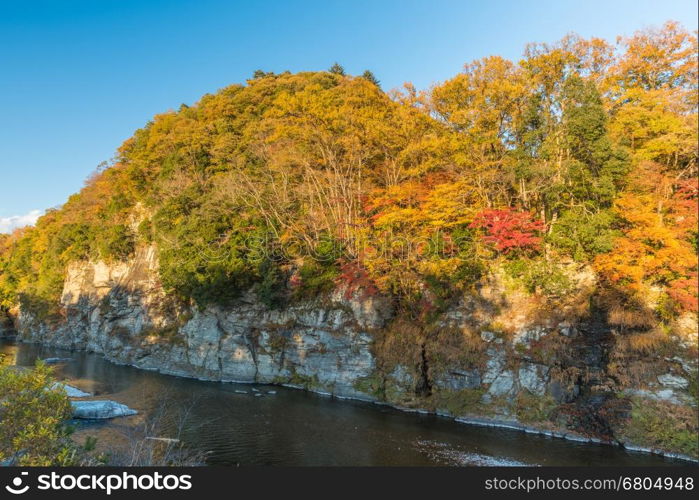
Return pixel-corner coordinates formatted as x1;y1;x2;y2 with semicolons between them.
361;70;380;86
329;62;346;75
0;361;76;466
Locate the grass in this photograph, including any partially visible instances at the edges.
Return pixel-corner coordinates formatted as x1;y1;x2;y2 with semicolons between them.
432;388;486;416
515;392;558;424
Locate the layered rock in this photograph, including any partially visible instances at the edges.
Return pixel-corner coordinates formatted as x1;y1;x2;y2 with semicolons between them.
12;245;698;457
17;246;380;400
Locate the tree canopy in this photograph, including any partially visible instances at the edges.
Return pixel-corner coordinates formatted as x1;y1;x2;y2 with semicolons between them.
0;22;696;325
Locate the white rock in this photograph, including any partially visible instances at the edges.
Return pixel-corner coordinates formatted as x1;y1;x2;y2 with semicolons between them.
71;400;137;419
51;382;91;398
513;327;547;346
655;389;680;403
488;371;514;396
518;364;547;395
657;374;689;390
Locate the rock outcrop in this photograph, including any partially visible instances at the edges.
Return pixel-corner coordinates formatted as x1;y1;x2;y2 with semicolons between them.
71;400;137;419
17;246;380;400
12;245;698;458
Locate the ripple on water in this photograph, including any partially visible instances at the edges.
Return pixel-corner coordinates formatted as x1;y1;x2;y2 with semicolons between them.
414;440;535;467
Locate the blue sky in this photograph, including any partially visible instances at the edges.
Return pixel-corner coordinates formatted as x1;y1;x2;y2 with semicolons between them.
1;0;697;231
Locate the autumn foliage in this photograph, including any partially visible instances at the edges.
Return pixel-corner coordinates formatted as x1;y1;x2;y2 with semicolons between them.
469;209;545;254
0;22;696;322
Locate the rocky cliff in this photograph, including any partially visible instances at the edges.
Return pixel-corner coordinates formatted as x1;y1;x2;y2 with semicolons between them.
5;245;698;458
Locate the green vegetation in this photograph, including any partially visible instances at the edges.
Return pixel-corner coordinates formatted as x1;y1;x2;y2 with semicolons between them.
0;22;695;329
619;397;699;458
433;388;487;416
0;359;77;465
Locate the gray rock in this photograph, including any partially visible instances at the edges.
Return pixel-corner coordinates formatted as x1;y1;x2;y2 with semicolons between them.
518;363;548;395
51;382;91;398
548;379;579;403
624;388;683;405
437;369;481;391
480;331;496;342
388;365;413;387
559;325;576;337
488;371;515;396
657;373;689;390
71;400;137;419
668;356;696;375
482;349;506;384
513;327;547;347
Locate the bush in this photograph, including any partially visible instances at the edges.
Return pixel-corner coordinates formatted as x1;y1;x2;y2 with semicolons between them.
504;258;573;298
619;398;698;458
0;361;76;465
95;224;135;261
548;208;619;261
291;259;340;300
256;260;288;308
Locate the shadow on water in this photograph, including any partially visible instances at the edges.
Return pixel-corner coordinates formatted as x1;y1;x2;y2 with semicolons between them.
0;340;688;466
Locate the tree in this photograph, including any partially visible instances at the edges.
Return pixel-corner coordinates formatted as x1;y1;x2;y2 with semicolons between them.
469;208;545;255
361;70;380;87
329;62;346;75
595;162;698;314
252;69;274;79
0;361;75;465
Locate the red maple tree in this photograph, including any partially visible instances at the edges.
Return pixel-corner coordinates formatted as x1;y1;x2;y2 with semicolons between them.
469;208;545;254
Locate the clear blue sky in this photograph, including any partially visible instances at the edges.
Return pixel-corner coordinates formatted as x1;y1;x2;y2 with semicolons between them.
1;0;697;229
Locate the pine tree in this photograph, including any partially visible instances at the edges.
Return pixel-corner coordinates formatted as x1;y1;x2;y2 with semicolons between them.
329;62;346;76
361;70;380;87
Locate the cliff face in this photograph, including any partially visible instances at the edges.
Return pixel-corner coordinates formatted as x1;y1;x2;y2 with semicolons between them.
14;245;383;400
8;246;698;458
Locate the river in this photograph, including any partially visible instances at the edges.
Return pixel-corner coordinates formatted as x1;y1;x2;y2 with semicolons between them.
0;339;688;466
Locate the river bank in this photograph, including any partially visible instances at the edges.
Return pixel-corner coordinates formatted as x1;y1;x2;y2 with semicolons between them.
1;338;695;466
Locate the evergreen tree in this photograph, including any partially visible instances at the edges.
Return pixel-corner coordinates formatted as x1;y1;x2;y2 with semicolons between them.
361;70;380;87
329;62;345;76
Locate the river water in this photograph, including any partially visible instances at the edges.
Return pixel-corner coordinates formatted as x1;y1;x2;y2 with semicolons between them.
0;340;687;466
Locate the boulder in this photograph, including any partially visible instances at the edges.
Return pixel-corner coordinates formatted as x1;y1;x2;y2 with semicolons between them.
71;400;137;419
657;373;689;390
51;382;91;398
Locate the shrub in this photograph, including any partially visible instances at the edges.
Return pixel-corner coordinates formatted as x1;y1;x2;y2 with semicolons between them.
504;258;573;298
291;259;340;300
95;224;135;261
619;398;698;458
0;362;76;465
256;260;288;308
547;208;619;261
